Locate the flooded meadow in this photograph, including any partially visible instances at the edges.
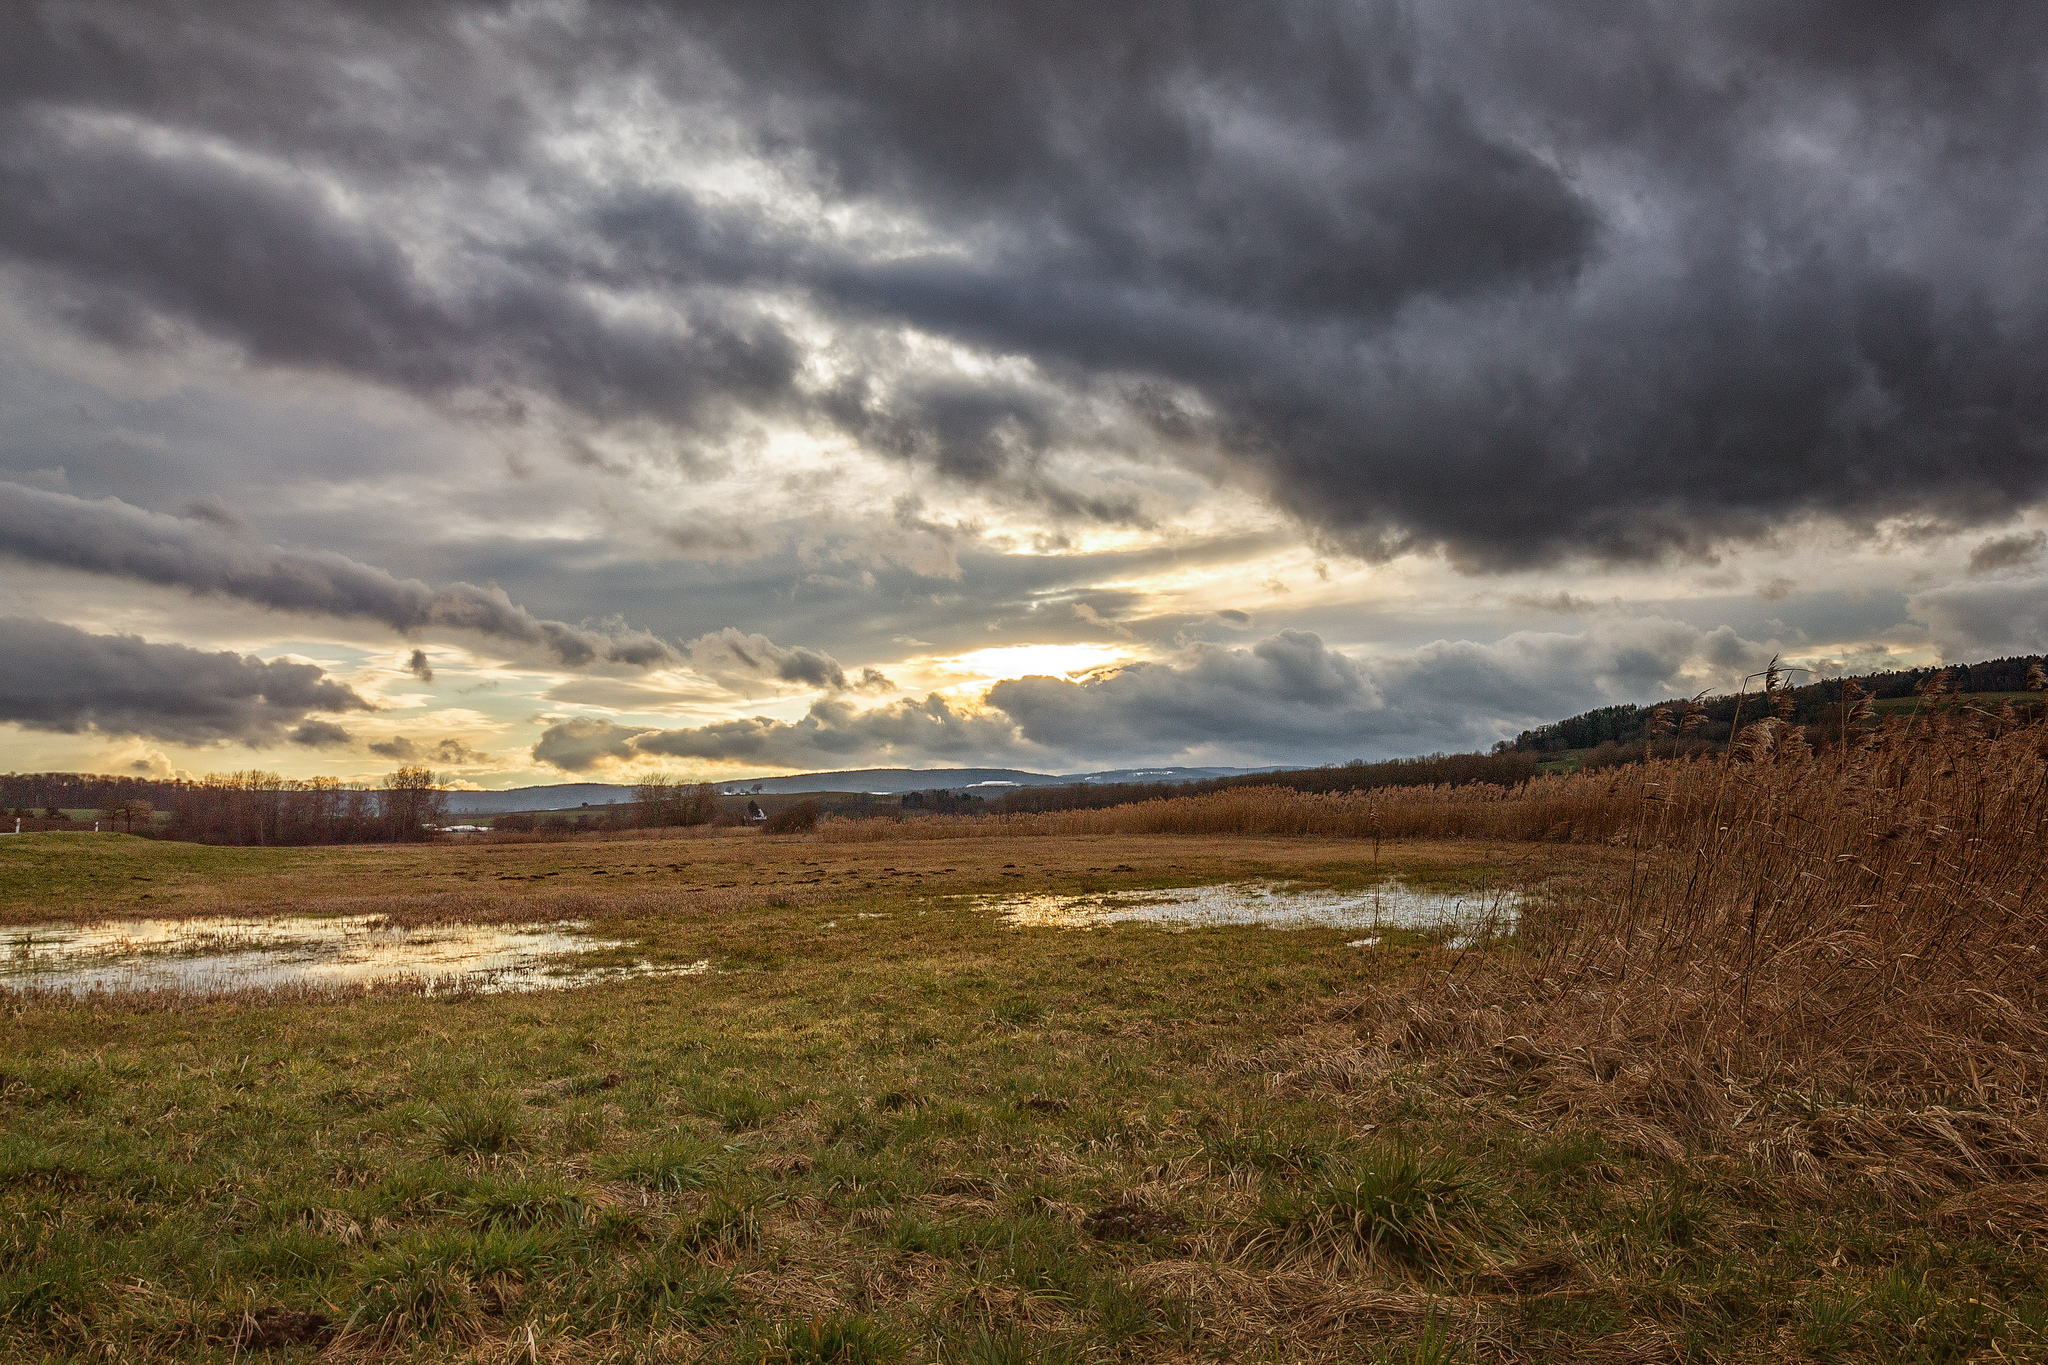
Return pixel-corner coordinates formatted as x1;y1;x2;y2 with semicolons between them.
979;877;1521;942
0;914;704;996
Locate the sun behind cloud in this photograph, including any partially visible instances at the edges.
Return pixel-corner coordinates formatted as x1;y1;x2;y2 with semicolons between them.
913;643;1138;693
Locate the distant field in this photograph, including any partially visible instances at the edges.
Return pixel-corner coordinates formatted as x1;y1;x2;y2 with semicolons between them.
2;751;2043;1365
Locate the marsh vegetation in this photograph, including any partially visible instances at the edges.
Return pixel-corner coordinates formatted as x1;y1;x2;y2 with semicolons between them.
2;691;2044;1361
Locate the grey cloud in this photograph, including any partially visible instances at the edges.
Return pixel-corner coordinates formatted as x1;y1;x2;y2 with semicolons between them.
0;481;678;667
0;89;802;440
369;734;489;764
1071;602;1131;638
577;2;2048;560
405;649;434;682
288;719;353;748
1910;576;2048;660
533;694;1021;773
530;718;650;771
636;694;1014;768
1967;531;2046;575
2;2;2042;566
1508;592;1598;615
661;520;760;558
990;622;1773;761
0;615;371;746
0;4;550;176
521;526;1276;672
177;497;245;531
536;621;1772;772
684;627;892;694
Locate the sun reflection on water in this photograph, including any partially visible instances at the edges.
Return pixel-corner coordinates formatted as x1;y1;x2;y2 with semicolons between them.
0;916;705;996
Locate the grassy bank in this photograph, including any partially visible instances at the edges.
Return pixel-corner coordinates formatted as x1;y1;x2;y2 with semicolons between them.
3;710;2045;1362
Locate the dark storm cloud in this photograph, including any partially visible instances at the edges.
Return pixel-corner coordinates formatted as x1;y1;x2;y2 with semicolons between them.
534;622;1770;772
0;82;801;437
0;481;679;667
0;615;371;746
6;1;2048;565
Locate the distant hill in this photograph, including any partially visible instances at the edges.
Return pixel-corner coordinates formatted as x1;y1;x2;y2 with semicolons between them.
442;783;637;814
1510;654;2044;756
442;765;1274;814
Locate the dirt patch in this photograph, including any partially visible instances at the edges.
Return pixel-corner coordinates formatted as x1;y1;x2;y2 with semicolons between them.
230;1307;333;1350
1084;1200;1188;1241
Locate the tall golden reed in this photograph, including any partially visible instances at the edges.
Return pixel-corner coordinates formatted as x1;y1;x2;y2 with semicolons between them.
1322;706;2045;1190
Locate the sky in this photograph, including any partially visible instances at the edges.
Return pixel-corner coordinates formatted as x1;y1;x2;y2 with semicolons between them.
1;0;2044;789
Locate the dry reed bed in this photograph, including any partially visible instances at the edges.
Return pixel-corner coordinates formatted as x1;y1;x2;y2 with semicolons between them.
817;765;1738;844
817;707;2048;1209
1254;714;2048;1208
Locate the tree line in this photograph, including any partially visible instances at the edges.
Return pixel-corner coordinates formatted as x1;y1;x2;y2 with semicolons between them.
0;768;449;845
0;772;189;812
1510;654;2048;758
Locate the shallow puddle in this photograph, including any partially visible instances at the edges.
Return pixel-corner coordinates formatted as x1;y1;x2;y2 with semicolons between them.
0;916;703;996
980;879;1520;941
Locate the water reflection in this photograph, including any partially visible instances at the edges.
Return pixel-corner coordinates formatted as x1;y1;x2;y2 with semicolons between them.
981;879;1519;940
0;916;705;996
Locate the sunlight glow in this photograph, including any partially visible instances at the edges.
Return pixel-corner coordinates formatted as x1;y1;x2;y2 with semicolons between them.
925;642;1135;684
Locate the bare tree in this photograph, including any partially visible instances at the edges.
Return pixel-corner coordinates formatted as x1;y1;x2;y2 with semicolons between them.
381;766;446;840
633;776;718;827
633;775;679;827
99;797;153;833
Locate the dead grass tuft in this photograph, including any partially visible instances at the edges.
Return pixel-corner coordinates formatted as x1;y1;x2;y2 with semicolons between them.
1932;1178;2048;1245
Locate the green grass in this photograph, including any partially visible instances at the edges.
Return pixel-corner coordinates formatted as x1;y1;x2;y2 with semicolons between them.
433;1097;527;1156
0;831;2039;1360
0;833;309;909
1258;1146;1497;1272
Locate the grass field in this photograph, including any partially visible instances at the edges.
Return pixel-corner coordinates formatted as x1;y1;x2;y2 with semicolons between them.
2;772;2044;1363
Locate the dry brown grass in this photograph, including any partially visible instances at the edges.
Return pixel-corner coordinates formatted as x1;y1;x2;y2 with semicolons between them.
1251;709;2048;1202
